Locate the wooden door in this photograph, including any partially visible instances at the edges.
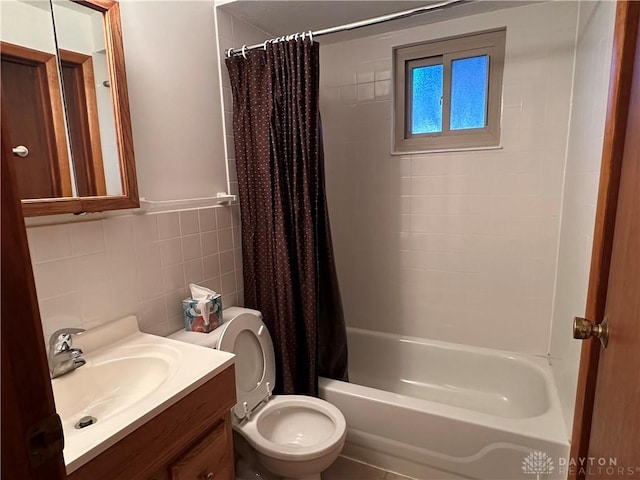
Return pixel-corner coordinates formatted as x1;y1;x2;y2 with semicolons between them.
1;103;66;478
570;2;640;478
1;42;72;199
59;49;107;197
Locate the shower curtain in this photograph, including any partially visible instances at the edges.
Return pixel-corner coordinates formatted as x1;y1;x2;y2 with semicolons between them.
226;39;348;396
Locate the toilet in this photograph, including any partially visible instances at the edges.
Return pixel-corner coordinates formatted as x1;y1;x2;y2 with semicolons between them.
169;307;346;480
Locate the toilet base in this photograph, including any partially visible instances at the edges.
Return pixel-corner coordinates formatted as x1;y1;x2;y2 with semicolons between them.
282;475;321;480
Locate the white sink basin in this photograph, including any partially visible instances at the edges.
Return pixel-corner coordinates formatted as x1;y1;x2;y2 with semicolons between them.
51;316;235;474
52;345;177;425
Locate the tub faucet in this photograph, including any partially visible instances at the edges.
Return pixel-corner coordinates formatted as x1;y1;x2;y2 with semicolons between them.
48;328;86;379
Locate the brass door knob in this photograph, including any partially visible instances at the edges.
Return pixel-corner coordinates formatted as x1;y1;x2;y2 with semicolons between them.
573;316;609;348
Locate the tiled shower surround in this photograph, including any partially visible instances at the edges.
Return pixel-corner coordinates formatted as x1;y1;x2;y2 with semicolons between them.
321;2;579;355
27;206;243;341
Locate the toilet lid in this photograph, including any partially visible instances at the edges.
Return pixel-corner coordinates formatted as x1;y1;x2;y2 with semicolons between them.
218;312;275;420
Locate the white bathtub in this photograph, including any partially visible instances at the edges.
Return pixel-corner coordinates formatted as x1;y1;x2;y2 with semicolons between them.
319;328;569;480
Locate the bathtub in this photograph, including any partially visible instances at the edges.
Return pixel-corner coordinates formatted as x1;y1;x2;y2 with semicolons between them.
319;328;569;480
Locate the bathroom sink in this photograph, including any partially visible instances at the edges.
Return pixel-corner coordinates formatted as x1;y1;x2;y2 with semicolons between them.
52;316;235;474
52;346;177;425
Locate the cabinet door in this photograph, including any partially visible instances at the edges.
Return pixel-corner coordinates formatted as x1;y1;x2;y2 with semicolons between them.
170;421;232;480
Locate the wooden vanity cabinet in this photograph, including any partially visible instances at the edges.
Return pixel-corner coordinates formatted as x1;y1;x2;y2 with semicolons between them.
67;365;236;480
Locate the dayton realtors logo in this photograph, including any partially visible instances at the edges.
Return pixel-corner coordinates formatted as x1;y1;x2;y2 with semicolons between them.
522;451;554;479
559;456;640;477
522;452;640;478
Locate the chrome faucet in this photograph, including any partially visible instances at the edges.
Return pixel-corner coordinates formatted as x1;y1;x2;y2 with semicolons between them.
48;328;86;379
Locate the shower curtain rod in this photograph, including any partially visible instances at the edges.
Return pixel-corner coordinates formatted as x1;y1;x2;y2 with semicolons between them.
224;0;466;58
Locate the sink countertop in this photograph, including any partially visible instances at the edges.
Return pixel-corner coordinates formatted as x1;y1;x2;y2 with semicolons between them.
52;316;235;474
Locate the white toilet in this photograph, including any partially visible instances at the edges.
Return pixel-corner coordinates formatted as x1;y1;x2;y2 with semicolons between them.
169;307;346;480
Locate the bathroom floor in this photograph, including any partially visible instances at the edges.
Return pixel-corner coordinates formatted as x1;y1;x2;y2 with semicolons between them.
322;456;414;480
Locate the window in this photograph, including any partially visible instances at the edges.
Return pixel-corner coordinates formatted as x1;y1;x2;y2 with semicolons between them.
393;29;506;153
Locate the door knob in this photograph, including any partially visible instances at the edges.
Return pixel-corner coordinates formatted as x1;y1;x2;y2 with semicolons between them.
12;145;29;158
573;316;609;348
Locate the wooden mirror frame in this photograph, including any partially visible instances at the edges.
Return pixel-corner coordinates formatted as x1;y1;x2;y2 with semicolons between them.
22;0;138;217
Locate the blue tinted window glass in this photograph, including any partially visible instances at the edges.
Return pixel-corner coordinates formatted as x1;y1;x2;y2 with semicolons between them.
411;64;443;134
450;55;488;130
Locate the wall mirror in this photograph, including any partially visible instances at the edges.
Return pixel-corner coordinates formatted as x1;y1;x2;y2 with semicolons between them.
0;0;138;216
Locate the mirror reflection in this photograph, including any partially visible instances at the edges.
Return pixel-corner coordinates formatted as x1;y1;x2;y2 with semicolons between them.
0;0;123;200
52;0;122;196
1;0;69;199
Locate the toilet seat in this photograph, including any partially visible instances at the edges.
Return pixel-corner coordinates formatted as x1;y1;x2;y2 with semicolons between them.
217;312;276;421
236;395;347;462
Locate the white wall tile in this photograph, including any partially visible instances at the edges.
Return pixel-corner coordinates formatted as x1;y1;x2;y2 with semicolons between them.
138;266;164;301
184;260;204;285
69;221;105;256
217;207;232;229
221;271;236;294
357;83;374;102
219;250;235;274
217;228;234;252
157;212;181;240
27;225;71;263
179;210;200;236
549;0;615;437
374;80;391;99
103;216;134;251
29;210;245;341
133;214;158;246
203;254;221;279
203;276;223;295
138;297;168;333
216;8;233;40
33;261;73;300
136;243;162;272
69;253;108;290
181;234;202;261
320;1;580;356
77;283;113;326
199;208;217;232
164;287;188;320
160;238;183;267
201;231;219;256
162;264;185;294
38;292;84;340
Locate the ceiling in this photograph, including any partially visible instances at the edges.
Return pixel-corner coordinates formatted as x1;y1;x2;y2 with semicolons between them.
217;1;534;44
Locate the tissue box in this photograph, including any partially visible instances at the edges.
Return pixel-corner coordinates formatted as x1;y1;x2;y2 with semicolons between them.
182;294;223;333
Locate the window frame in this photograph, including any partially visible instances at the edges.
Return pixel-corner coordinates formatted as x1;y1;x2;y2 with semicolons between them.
393;28;506;154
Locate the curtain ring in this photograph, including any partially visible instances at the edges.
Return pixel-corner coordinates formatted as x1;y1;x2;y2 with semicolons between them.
263;39;269;50
225;48;234;58
241;45;247;59
301;32;305;41
308;30;313;42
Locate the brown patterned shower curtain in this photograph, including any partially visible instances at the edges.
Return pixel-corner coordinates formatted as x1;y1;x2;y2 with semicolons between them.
225;39;348;396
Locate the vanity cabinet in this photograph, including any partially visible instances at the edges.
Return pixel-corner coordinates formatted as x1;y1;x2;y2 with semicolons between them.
169;421;232;480
67;365;236;480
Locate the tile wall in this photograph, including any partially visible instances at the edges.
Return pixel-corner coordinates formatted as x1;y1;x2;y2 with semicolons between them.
320;2;579;355
28;206;242;341
549;0;615;434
